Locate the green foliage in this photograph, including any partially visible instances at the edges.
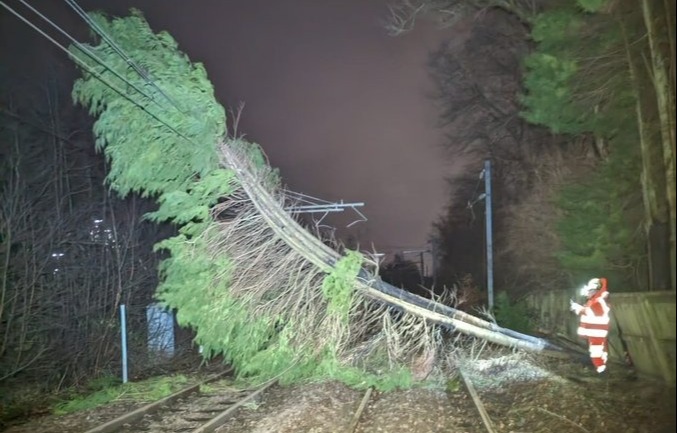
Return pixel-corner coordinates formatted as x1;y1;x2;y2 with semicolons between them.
521;5;633;137
555;135;643;286
493;292;533;334
70;9;417;392
326;359;413;392
321;251;362;321
145;169;236;224
521;53;583;134
155;228;321;384
530;8;584;53
69;8;283;384
70;8;226;198
445;377;461;392
576;0;607;13
53;375;188;415
324;340;415;391
153;228;271;369
155;236;411;390
521;2;643;286
521;6;587;134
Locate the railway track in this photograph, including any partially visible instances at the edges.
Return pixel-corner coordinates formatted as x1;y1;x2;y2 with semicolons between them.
348;381;492;433
83;371;275;433
84;370;502;433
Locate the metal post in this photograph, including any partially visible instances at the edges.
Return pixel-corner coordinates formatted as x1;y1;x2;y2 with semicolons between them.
431;240;437;288
120;304;128;383
484;160;494;310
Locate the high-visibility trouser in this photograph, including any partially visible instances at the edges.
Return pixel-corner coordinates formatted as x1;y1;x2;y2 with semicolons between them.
588;336;608;373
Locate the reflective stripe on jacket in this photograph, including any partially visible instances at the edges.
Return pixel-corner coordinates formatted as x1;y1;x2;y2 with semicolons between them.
577;292;610;339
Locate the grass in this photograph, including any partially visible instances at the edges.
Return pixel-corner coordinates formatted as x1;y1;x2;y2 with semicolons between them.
52;374;189;415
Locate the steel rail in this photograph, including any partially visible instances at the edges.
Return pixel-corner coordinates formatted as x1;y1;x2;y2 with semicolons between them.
83;369;232;433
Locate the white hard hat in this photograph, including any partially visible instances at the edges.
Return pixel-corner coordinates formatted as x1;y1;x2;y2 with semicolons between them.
579;278;601;297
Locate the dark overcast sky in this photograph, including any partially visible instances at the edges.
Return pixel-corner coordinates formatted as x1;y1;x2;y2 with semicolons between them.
2;0;468;256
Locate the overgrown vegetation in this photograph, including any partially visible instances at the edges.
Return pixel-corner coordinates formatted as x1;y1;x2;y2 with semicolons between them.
53;374;188;415
6;1;671;425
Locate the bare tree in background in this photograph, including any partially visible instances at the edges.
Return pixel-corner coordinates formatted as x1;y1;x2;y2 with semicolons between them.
421;8;576;296
383;0;541;36
0;74;168;408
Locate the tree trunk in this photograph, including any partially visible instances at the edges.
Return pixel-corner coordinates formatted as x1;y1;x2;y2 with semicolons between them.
218;142;567;357
642;0;676;290
619;12;671;291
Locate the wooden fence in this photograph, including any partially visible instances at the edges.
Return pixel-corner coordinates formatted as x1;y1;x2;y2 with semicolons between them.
524;289;676;384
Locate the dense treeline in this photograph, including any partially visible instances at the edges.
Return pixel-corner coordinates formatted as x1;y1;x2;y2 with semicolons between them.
410;0;676;297
522;0;675;292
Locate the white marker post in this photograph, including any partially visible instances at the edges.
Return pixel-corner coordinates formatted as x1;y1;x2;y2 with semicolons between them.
120;304;128;383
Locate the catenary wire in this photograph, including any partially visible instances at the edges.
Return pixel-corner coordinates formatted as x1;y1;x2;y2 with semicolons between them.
63;0;186;113
13;0;166;113
1;1;205;154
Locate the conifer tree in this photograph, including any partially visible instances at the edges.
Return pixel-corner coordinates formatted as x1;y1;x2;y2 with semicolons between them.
68;10;425;388
520;0;674;290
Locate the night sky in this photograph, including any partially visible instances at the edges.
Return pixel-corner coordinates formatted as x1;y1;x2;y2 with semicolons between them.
2;0;466;259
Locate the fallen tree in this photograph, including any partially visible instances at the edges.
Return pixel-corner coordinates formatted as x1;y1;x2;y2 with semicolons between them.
218;141;562;354
68;8;565;389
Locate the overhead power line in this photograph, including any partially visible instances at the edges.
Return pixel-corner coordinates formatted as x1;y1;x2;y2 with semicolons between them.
2;0;564;358
12;0;165;112
4;0;369;233
63;0;185;113
1;0;201;153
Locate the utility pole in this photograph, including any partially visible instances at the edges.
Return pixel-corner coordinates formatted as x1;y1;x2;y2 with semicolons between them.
483;159;494;310
430;240;438;288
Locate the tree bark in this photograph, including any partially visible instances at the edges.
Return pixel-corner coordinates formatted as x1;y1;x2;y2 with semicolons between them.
642;0;676;290
619;9;672;291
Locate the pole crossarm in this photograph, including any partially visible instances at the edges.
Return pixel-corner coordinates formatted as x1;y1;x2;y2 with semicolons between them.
283;190;367;227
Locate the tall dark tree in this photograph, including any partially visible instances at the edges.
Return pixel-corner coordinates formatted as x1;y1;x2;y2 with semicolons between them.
521;0;675;290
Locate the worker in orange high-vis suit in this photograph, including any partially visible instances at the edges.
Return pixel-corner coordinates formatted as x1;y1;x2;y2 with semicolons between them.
569;277;611;374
